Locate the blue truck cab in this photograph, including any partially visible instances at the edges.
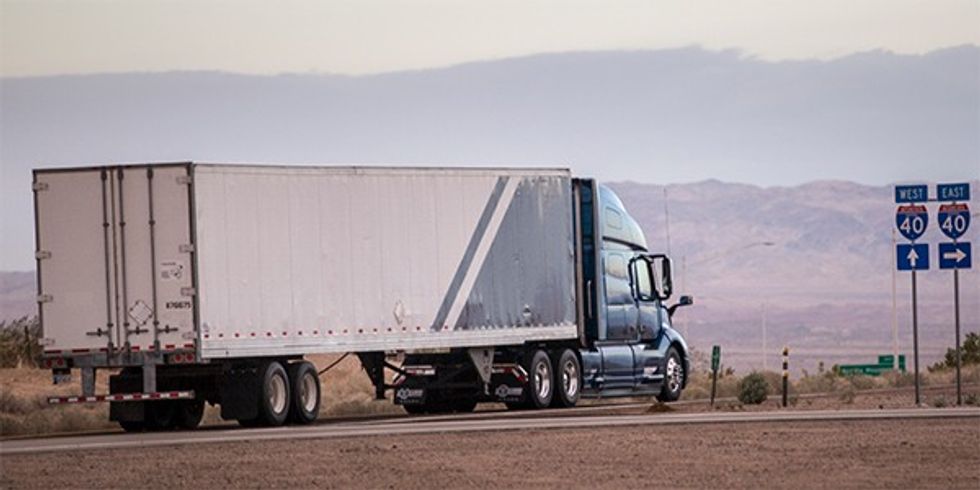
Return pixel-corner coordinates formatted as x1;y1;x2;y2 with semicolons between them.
575;180;691;401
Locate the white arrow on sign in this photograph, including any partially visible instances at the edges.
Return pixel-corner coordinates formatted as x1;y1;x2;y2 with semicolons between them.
907;247;919;267
943;248;967;263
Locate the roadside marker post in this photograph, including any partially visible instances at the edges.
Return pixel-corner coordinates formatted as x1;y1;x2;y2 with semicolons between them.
936;183;971;406
781;346;789;408
710;345;721;408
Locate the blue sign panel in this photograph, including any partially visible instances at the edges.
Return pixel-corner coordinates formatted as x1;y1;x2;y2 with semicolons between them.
895;205;928;241
938;203;970;240
895;185;928;203
939;242;972;270
897;243;929;271
937;183;970;202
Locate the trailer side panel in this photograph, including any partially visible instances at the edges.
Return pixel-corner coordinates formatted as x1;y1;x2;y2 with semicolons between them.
194;166;577;358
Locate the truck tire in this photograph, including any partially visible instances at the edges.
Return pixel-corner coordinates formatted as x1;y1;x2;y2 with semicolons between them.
526;349;554;409
256;360;291;426
551;349;581;408
176;399;205;430
657;347;685;402
287;361;320;424
146;401;177;431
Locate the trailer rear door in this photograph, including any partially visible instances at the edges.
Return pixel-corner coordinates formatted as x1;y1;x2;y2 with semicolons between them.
35;165;196;356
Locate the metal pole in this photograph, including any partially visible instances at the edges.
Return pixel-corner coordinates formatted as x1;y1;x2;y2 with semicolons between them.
782;347;789;408
891;229;899;371
954;267;962;406
710;366;718;408
912;270;920;406
762;302;768;371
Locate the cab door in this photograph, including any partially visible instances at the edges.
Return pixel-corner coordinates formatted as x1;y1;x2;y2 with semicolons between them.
629;255;665;387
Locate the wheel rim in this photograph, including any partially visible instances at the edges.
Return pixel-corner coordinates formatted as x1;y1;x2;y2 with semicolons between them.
561;359;579;399
300;372;318;413
535;360;551;401
666;355;683;394
269;372;288;415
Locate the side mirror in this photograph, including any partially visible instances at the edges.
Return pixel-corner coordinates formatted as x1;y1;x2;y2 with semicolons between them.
667;295;694;318
647;254;673;300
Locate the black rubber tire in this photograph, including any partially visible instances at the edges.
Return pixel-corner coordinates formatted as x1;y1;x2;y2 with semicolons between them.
175;399;205;430
525;349;554;409
257;361;291;427
550;349;581;408
145;401;177;431
237;417;262;428
118;420;145;432
657;346;685;402
287;361;321;425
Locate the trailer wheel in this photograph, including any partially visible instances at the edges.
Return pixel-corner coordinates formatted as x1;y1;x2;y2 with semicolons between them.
256;360;291;426
176;399;205;429
526;349;554;409
146;401;177;430
551;349;581;408
657;346;685;402
287;361;320;424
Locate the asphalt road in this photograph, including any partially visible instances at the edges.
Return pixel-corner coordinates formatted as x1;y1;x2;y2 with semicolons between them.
3;407;977;456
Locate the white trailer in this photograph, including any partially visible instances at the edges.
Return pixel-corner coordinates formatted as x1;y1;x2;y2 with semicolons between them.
35;163;586;428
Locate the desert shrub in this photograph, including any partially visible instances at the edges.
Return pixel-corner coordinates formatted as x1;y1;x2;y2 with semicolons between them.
0;316;41;368
847;374;877;390
738;372;769;405
838;386;856;404
931;396;948;408
930;332;980;371
965;393;979;406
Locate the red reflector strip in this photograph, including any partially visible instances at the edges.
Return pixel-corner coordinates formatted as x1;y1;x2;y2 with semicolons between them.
47;390;195;404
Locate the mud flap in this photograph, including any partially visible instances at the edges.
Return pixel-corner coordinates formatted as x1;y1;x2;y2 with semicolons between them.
219;363;261;421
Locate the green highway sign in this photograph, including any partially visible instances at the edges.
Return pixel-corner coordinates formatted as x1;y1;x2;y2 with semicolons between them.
711;345;721;372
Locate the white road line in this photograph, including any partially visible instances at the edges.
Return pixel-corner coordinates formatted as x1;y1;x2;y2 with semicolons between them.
2;408;977;456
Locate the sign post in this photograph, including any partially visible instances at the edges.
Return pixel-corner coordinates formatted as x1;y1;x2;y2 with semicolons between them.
710;345;721;407
894;188;930;406
936;183;971;406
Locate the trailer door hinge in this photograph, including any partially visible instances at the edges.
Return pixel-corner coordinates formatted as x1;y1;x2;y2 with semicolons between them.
180;287;196;297
176;175;192;185
37;294;53;303
179;243;195;253
32;182;49;192
35;250;52;260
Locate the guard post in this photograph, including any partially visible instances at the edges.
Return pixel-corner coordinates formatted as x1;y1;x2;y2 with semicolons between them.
710;345;721;407
781;346;789;407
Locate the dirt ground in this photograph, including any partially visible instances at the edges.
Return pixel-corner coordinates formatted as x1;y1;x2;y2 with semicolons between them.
2;417;978;489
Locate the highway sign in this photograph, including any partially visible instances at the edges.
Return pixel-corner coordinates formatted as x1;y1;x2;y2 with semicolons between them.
939;242;972;270
897;243;929;271
895;205;928;241
711;345;721;371
938;203;970;240
895;185;928;203
937;183;970;202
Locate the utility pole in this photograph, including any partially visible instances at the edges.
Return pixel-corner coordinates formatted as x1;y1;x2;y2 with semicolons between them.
762;302;768;371
891;228;899;371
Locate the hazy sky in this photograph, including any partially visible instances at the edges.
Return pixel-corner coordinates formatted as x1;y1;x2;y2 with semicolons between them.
2;0;978;77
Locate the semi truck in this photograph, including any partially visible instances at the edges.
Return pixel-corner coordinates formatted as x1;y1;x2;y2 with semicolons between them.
33;163;692;430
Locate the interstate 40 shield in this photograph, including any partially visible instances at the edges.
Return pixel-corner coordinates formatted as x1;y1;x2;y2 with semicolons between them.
895;204;928;241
